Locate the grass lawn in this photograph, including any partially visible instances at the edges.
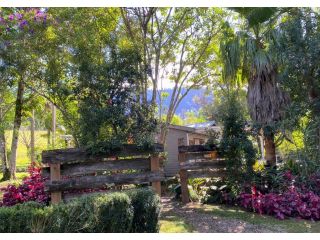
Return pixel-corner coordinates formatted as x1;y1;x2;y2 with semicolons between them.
195;203;320;233
4;130;49;168
160;215;195;233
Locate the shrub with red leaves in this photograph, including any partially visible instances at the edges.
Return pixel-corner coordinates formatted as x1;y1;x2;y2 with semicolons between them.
308;172;320;195
239;187;320;220
0;163;49;207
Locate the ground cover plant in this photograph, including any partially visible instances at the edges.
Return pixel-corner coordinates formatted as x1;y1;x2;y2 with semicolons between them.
0;163;49;207
238;168;320;220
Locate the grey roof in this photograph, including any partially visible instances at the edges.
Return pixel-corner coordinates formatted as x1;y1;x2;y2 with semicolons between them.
185;121;216;129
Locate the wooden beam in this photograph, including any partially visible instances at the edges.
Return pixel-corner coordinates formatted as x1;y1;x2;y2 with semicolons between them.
42;144;164;164
180;159;226;170
46;171;165;192
150;155;161;195
49;163;62;204
178;145;217;153
185;151;219;161
42;158;150;178
178;152;189;204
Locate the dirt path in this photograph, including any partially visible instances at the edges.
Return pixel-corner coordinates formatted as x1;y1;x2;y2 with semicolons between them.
160;197;285;233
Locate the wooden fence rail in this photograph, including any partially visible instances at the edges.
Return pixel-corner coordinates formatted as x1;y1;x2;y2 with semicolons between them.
42;144;164;204
178;145;227;204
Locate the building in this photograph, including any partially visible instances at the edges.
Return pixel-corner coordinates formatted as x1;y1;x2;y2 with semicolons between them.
159;121;220;177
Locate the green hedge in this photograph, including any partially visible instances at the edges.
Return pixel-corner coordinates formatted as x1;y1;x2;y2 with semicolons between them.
126;188;161;233
0;188;161;233
0;202;45;233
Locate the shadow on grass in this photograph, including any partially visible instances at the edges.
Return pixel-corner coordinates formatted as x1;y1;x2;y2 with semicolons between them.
194;203;320;233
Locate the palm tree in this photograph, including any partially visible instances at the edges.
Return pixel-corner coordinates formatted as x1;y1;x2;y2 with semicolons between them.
221;8;290;166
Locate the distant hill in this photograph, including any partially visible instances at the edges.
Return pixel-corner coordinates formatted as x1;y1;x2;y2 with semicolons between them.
147;88;213;117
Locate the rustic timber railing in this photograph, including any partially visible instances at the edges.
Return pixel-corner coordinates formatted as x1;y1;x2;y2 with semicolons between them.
178;145;227;204
42;144;164;204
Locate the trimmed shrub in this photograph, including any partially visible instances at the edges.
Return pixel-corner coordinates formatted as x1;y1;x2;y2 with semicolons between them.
93;193;134;233
0;188;161;233
0;202;45;233
43;192;133;233
126;188;161;233
43;195;97;233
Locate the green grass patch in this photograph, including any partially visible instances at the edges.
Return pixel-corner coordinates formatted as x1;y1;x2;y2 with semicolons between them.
5;130;49;168
160;215;195;233
195;204;320;233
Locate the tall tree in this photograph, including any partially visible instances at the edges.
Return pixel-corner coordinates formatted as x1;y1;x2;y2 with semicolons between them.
0;84;14;181
220;8;290;166
30;109;35;162
276;8;320;165
25;8;122;146
0;8;49;178
121;8;224;143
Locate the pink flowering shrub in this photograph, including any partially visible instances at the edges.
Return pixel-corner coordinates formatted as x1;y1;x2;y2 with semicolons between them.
239;185;320;220
0;164;49;207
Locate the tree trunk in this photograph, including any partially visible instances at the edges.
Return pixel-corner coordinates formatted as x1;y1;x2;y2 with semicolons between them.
159;110;175;145
9;79;25;179
159;124;169;145
52;104;56;148
47;129;51;149
247;62;289;167
264;134;276;166
0;130;10;181
30;109;35;163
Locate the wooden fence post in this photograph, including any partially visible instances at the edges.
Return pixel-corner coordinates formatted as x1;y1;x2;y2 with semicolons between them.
150;154;161;196
49;163;62;204
179;152;189;204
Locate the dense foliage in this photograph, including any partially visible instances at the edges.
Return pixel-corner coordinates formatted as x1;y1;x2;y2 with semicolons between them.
0;188;161;233
218;93;256;183
275;8;320;168
125;188;161;233
76;46;157;153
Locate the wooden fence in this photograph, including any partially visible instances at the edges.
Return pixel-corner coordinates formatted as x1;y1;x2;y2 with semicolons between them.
178;145;227;204
42;144;164;204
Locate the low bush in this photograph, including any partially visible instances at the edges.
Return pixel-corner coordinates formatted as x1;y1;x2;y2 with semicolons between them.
0;188;161;233
45;192;133;233
203;181;239;205
237;168;320;221
0;202;45;233
239;186;320;220
126;188;161;233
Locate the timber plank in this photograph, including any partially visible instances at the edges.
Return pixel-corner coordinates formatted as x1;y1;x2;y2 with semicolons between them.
42;158;150;177
42;144;164;164
180;159;226;170
185;152;219;161
45;171;165;192
178;145;217;153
